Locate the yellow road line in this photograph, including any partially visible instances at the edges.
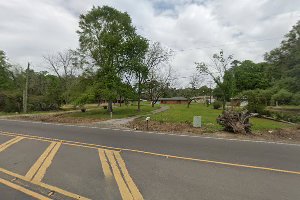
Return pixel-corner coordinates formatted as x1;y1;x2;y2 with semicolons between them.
1;131;300;175
114;151;143;200
32;142;61;182
106;150;133;200
0;136;23;152
25;142;57;180
0;178;51;200
99;149;113;178
0;167;89;200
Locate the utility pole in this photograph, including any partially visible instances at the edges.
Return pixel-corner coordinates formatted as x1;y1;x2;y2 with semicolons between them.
208;81;213;104
23;62;30;113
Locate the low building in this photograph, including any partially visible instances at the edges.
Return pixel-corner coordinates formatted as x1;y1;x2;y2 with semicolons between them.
230;97;248;107
193;96;215;104
158;97;188;104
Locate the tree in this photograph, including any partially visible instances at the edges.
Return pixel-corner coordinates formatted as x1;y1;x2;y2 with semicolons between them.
264;20;300;93
77;6;148;112
141;42;173;107
125;36;149;111
145;66;175;107
232;60;271;93
272;89;293;105
183;73;205;108
0;50;14;90
196;50;233;110
43;49;82;104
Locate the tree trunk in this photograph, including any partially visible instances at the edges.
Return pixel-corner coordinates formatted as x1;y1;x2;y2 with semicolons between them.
137;89;141;112
137;78;141;112
108;100;113;113
222;92;226;110
137;98;141;111
187;100;192;108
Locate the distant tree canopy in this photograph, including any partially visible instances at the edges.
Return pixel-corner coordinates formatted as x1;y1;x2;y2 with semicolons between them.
264;21;300;93
231;60;271;93
0;50;14;90
207;21;300;108
1;11;299;114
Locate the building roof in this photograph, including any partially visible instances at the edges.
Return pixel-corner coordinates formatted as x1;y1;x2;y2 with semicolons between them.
158;97;188;101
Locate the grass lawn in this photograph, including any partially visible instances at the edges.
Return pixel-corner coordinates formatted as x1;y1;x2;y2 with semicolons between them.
250;118;293;131
151;104;294;131
66;104;160;120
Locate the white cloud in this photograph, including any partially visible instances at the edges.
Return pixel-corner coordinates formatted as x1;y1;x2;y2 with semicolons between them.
0;0;299;87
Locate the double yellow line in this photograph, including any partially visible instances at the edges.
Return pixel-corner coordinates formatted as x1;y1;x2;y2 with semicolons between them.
99;149;143;200
0;136;24;152
0;137;88;200
25;141;61;182
1;131;300;176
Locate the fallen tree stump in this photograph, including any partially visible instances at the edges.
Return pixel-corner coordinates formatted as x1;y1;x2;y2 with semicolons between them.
217;110;258;134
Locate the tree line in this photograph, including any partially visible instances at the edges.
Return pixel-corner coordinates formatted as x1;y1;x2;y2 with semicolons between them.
0;6;299;114
195;21;300;112
0;6;174;113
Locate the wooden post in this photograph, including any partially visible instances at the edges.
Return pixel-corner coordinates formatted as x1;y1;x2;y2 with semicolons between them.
23;62;30;113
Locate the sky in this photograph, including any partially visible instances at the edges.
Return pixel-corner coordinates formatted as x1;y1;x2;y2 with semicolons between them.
0;0;299;87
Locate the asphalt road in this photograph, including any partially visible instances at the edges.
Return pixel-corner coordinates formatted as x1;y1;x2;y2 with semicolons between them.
0;119;299;200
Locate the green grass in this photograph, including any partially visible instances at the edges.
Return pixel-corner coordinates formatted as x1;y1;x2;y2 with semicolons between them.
151;104;294;131
152;104;222;130
0;112;13;116
66;104;159;120
250;118;293;131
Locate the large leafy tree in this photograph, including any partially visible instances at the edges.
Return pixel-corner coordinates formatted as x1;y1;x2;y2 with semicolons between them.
232;60;271;93
0;50;14;90
264;20;300;93
77;6;148;112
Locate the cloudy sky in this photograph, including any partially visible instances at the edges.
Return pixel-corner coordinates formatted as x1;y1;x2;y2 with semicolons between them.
0;0;299;87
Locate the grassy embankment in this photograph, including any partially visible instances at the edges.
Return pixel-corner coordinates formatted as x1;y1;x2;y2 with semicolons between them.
150;104;294;131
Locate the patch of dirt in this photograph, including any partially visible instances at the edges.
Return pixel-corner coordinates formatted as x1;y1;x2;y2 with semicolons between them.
9;113;105;124
127;120;205;134
128;119;300;143
254;126;300;142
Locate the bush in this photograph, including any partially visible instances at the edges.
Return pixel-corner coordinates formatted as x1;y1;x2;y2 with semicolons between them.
0;92;22;112
269;110;300;123
213;101;222;109
242;89;266;114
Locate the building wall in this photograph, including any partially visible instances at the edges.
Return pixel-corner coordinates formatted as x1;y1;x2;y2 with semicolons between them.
161;100;188;104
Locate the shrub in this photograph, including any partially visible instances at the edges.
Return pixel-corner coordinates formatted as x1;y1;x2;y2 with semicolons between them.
213;101;222;109
242;89;266;114
269;111;300;123
0;92;22;113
